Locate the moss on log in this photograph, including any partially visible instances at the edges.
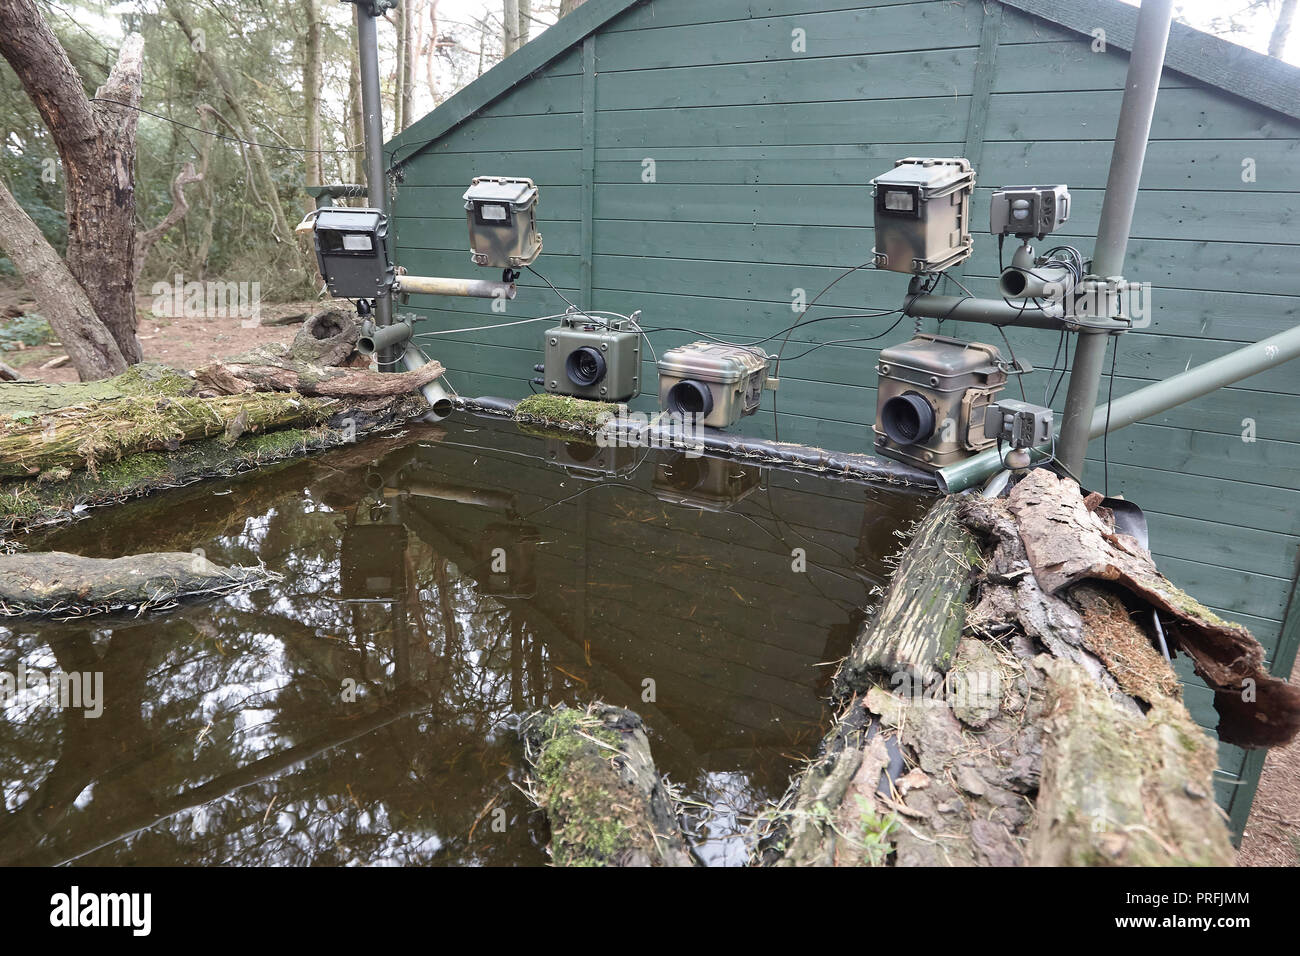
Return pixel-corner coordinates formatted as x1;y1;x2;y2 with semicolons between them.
0;550;279;619
0;385;333;478
0;397;427;533
1030;656;1233;866
514;394;618;432
520;702;693;867
838;495;980;693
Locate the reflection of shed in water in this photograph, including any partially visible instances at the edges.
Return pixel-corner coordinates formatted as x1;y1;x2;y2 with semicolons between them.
359;415;930;780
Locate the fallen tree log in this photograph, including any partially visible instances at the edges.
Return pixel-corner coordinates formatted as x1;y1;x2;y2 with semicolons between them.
0;383;331;478
0;309;442;527
757;468;1289;867
193;308;444;399
520;702;694;867
837;495;979;692
0;550;279;619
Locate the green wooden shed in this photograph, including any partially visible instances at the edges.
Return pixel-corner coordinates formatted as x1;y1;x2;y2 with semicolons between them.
385;0;1300;836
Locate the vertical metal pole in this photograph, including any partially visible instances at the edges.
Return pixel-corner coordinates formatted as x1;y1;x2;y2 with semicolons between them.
355;3;395;350
1056;0;1174;476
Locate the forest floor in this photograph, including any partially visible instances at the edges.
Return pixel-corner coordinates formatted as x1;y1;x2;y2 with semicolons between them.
0;281;1296;866
0;287;321;384
1237;654;1300;866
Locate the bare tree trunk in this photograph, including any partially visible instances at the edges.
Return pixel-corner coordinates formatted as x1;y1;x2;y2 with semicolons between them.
0;1;146;376
0;179;128;378
518;0;532;43
394;1;407;131
303;0;323;209
134;164;203;282
503;0;521;55
1270;0;1297;57
163;0;293;245
559;0;587;17
348;46;366;186
426;0;440;104
190;107;215;278
403;0;417;128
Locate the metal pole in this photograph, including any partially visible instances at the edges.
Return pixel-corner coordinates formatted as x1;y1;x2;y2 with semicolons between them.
1056;0;1174;475
355;3;395;356
936;323;1300;493
1087;323;1300;436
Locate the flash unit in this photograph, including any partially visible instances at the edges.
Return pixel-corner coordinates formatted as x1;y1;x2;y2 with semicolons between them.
990;185;1071;240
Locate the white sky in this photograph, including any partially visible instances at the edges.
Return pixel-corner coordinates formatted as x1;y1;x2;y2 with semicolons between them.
430;0;1300;64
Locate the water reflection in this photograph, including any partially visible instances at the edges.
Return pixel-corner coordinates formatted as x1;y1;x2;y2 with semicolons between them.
0;415;930;866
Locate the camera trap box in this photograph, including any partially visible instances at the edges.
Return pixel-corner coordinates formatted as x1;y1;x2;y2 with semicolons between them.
871;158;975;274
657;342;771;430
313;208;394;299
873;334;1007;470
464;176;543;270
543;315;641;402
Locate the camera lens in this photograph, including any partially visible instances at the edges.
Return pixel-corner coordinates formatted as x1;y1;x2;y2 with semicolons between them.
565;347;606;387
666;380;714;418
880;392;936;445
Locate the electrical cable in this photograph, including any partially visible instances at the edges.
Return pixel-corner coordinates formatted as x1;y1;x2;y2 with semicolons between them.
1043;328;1066;406
770;315;907;362
412;314;573;338
774;260;879;375
90;98;362;154
1104;331;1119;498
638;310;902;348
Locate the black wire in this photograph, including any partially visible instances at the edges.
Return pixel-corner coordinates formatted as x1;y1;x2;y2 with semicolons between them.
1049;332;1070;407
639;310;901;349
773;315;907;362
525;265;597;320
774;260;878;374
1042;328;1065;406
90;98;362;154
1104;332;1119;498
993;325;1029;402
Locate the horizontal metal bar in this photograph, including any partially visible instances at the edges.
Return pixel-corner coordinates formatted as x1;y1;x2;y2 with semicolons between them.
395;275;518;300
936;323;1300;493
904;293;1065;330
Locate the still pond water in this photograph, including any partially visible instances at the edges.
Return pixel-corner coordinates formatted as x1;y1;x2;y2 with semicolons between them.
0;415;929;866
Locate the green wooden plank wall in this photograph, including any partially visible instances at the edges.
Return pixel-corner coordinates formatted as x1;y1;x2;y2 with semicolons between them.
387;0;1300;834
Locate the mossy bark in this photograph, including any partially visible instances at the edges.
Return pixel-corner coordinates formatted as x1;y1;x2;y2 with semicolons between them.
761;469;1251;867
0;386;335;478
838;495;980;693
0;550;279;618
520;702;693;867
0;397;426;533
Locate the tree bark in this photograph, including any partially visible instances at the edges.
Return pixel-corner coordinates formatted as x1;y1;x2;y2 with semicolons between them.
837;495;979;692
303;0;323;209
394;1;408;131
1270;0;1297;58
558;0;587;17
0;2;146;375
0;551;277;619
503;0;522;55
0;179;128;378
